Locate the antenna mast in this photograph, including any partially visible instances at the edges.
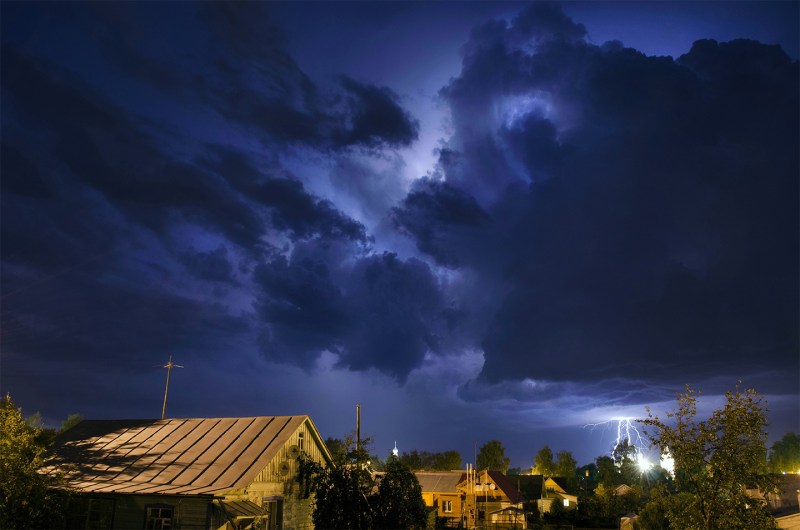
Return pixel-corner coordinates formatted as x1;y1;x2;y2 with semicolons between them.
160;355;183;419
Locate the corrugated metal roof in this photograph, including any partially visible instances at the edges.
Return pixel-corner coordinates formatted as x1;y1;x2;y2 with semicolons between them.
48;416;311;495
415;471;464;493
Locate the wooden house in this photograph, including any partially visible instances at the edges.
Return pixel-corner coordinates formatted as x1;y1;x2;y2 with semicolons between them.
47;416;332;530
538;477;578;513
415;471;465;525
460;470;526;528
415;469;527;528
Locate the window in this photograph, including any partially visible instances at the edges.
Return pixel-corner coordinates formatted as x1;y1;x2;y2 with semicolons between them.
86;498;115;529
145;505;174;530
442;500;452;513
64;496;115;529
298;431;304;451
262;498;283;530
563;499;569;507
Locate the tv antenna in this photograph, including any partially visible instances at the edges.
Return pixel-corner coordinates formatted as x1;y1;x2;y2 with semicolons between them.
158;355;183;419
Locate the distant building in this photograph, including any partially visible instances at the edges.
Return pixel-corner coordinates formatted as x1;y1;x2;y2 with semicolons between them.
415;471;465;525
415;469;527;528
46;416;332;530
539;476;579;513
746;473;800;527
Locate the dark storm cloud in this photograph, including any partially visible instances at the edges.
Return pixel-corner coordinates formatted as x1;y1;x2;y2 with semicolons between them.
1;4;430;391
253;178;369;243
0;140;51;198
1;39;391;385
399;4;799;392
1;46;266;250
179;246;236;284
253;250;449;382
335;77;420;149
1;273;251;365
198;2;420;150
82;2;420;152
202;146;370;244
254;255;350;366
2;46;372;253
338;253;443;381
392;178;491;268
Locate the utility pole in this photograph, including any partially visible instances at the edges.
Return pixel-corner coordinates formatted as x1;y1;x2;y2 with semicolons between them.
160;355;183;419
356;403;361;451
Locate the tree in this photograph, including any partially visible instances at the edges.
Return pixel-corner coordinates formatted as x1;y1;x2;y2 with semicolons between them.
399;449;462;471
476;440;510;472
612;439;639;485
324;436;348;465
769;432;800;473
533;445;554;476
373;456;428;530
595;455;620;487
432;450;462;471
304;436;428;530
1;394;70;529
637;483;673;530
554;450;577;479
641;384;777;530
60;414;83;433
306;435;375;530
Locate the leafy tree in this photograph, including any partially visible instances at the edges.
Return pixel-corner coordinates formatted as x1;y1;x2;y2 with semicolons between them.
400;449;426;470
306;435;374;529
304;436;428;530
577;462;598;493
637;483;673;530
476;439;510;472
399;449;462;471
576;487;617;528
554;450;577;479
432;450;462;471
769;432;800;473
641;384;777;530
1;394;70;530
596;455;620;487
613;439;640;485
60;414;83;433
324;436;348;465
533;445;554;476
546;495;572;524
373;456;428;530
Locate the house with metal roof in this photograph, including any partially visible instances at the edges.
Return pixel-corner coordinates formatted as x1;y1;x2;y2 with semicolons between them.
415;471;465;525
463;470;527;528
415;469;527;529
47;416;332;530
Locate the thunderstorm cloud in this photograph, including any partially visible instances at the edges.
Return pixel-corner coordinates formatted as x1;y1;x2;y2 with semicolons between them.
1;1;796;463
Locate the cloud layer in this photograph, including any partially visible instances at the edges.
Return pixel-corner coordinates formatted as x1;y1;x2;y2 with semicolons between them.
1;2;796;462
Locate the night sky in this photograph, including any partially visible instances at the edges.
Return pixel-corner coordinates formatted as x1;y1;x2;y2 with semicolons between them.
2;1;798;467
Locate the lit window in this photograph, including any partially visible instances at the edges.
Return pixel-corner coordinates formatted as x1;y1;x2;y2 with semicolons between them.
145;505;174;530
442;500;452;513
563;499;569;507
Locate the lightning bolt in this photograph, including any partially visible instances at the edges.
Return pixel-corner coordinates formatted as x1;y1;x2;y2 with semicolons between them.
583;417;653;471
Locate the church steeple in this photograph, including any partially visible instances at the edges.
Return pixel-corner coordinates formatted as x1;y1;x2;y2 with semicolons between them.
392;441;399;457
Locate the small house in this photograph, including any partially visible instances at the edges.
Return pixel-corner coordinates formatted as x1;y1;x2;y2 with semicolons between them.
415;471;465;525
539;477;578;513
47;416;332;529
460;470;526;528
